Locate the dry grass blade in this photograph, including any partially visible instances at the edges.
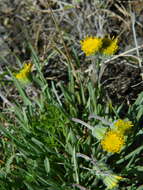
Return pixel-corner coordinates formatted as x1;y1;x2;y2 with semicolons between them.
114;3;130;17
100;9;130;29
104;44;143;64
0;90;14;107
72;184;90;190
131;12;143;79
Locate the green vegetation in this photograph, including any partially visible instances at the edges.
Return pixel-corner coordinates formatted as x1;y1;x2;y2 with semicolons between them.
0;44;143;190
0;1;143;189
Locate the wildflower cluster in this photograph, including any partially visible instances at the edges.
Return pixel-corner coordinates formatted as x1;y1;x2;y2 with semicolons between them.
101;37;118;55
101;119;133;154
15;63;32;83
80;35;118;56
101;130;125;153
80;36;102;56
114;119;133;134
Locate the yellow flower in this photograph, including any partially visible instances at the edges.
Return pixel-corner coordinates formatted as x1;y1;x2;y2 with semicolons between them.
114;119;133;134
101;36;118;55
101;130;125;153
15;63;32;83
80;36;102;56
103;174;123;189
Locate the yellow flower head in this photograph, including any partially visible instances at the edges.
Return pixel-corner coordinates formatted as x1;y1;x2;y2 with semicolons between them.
80;36;102;56
101;130;125;153
15;63;32;83
101;36;118;55
114;119;133;134
103;174;123;189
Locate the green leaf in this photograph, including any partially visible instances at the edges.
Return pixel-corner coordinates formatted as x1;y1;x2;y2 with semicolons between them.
72;147;79;183
5;155;15;174
137;185;143;190
116;145;143;164
92;125;107;140
31;137;44;150
44;157;50;174
135;166;143;172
